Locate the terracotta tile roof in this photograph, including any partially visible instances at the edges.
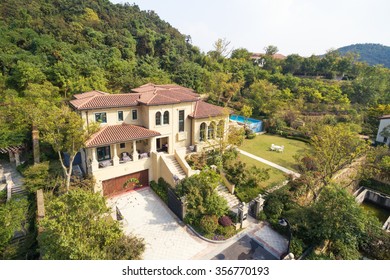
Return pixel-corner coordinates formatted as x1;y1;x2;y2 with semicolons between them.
70;84;200;110
69;94;139;110
380;114;390;120
189;100;228;119
132;83;199;105
250;53;286;60
86;124;160;148
73;90;109;99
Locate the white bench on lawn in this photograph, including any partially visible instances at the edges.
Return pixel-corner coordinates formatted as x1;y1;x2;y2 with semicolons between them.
270;144;284;152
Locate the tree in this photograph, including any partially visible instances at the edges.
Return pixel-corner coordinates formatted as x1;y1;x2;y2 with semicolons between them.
39;105;99;192
175;168;228;224
0;198;29;255
38;189;145;260
296;124;368;202
264;45;279;55
307;186;375;259
209;38;232;60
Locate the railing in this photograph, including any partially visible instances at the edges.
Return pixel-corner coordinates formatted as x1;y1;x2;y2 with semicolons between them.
98;159;113;168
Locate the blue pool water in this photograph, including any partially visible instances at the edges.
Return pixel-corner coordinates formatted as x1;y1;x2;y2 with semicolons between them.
230;114;263;133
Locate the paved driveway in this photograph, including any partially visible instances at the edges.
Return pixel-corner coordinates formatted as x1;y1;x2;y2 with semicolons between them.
107;187;208;260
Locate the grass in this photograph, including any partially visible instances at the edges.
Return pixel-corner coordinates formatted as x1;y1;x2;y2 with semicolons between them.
234;154;288;202
240;134;311;171
239;154;287;188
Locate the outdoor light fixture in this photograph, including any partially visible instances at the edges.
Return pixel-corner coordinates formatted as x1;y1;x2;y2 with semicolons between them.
278;217;291;259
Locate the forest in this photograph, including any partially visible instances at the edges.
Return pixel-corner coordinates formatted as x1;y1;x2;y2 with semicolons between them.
0;0;389;260
1;0;390;148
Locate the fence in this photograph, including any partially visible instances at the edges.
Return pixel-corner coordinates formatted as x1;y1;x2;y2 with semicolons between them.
167;187;186;221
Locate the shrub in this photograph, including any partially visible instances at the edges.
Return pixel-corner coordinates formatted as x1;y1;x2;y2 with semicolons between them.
150;178;168;203
290;237;305;258
218;215;232;227
257;211;267;221
246;132;256;139
216;225;236;238
199;215;218;234
22;162;50;193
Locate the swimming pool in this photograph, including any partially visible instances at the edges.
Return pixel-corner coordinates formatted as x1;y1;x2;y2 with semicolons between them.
230;114;263;133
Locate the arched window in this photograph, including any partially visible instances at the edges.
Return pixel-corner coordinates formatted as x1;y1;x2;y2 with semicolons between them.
155;112;161;126
163;111;169;124
200;122;206;141
208;122;216;139
217;120;225;138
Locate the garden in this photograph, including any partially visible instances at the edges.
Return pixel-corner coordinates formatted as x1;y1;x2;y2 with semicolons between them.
240;134;311;171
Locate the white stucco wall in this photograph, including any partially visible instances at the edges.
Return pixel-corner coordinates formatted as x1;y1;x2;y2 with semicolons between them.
376;118;390;145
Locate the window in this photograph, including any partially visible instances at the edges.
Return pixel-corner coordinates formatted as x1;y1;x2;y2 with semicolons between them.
118;111;123;121
217;120;225;138
178;110;185;132
155;112;161;125
95;112;107;123
200;122;206;141
384;137;388;144
208;122;215;139
97;146;111;161
132;109;138;120
163;111;169;124
120;143;126;149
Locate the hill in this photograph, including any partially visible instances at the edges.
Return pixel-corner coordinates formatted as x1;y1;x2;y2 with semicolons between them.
337;43;390;68
0;0;202;94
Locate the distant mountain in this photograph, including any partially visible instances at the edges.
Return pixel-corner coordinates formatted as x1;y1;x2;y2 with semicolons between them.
337;43;390;68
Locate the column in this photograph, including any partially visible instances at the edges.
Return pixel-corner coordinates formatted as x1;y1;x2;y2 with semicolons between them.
8;151;15;163
132;141;139;161
14;151;21;167
150;137;156;152
112;144;119;166
91;148;99;171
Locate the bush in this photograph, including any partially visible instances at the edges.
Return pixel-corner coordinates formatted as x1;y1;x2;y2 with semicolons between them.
218;215;232;227
150;178;169;203
216;225;236;238
199;215;218;234
290;237;305;258
257;211;267;221
246;132;256;139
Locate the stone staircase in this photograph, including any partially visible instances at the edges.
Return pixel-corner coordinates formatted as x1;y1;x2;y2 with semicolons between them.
11;182;28;197
163;155;186;180
216;184;241;210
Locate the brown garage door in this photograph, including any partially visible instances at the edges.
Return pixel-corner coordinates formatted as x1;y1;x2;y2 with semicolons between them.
102;170;149;197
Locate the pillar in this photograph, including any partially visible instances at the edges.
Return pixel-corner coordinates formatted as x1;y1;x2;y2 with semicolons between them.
112;144;119;166
32;127;40;164
14;151;21;167
132;141;139;161
8;151;15;163
150;137;157;152
91;148;99;171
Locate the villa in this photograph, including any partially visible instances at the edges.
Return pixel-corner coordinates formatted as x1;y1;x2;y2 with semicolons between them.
69;83;229;196
376;115;390;146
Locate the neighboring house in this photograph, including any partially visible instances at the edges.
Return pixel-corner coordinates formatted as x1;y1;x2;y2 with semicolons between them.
69;84;229;196
376;115;390;146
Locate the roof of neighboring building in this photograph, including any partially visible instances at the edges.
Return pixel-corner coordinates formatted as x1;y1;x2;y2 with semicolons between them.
69;84;200;109
86;124;161;148
250;53;286;60
379;114;390;120
189;100;228;119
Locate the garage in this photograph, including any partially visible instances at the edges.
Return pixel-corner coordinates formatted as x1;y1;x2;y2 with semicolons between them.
102;169;149;197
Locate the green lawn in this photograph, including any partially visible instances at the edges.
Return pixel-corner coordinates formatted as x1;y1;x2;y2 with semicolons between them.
239;154;287;189
240;134;311;171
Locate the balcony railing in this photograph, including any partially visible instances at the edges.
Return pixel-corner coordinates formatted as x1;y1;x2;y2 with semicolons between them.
98;159;113;168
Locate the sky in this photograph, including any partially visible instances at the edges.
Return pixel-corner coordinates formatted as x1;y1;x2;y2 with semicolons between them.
110;0;390;57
